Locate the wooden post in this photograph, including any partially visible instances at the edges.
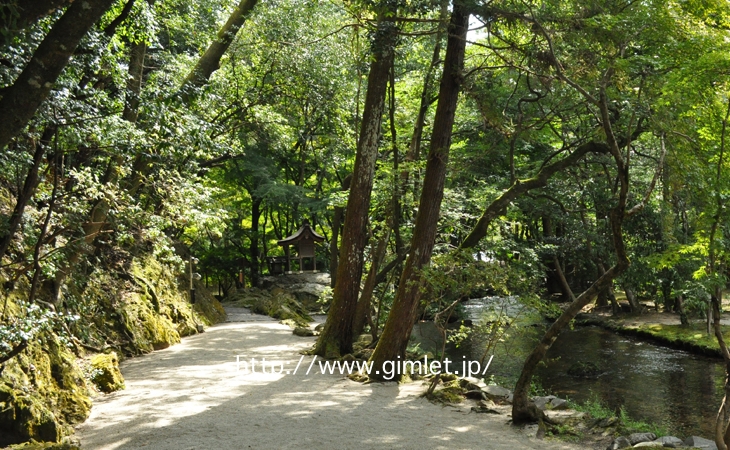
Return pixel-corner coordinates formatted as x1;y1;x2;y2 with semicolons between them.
285;245;291;273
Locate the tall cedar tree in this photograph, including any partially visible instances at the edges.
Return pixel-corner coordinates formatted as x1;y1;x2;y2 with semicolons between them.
369;1;469;379
314;19;397;358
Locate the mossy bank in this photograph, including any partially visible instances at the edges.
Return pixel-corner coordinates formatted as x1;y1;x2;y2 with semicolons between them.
0;255;225;447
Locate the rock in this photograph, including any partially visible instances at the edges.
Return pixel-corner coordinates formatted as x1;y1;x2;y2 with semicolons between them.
593;416;618;428
532;395;569;411
90;352;125;393
683;436;718;450
314;323;325;332
289;282;329;308
633;442;663;448
471;405;500;414
544;410;586;425
440;373;458;382
629;432;657;445
293;326;314;337
606;436;632;450
459;377;487;391
483;385;511;401
533;395;556;410
653;436;684;448
464;390;487;400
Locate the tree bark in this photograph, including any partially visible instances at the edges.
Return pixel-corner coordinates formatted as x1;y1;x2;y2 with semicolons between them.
553;255;576;302
353;226;391;338
330;174;351;288
624;285;641;313
369;2;469;379
177;0;258;103
0;0;71;37
0;127;54;262
313;19;397;358
0;0;116;151
122;42;147;123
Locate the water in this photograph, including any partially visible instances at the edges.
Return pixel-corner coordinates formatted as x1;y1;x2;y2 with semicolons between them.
538;325;724;437
457;297;725;437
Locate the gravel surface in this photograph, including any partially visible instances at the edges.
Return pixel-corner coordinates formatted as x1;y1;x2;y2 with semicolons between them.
76;307;581;449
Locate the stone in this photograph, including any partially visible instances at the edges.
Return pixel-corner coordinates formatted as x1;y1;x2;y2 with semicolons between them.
683;436;718;450
532;395;569;411
633;442;663;448
90;352;125;393
471;405;500;414
464;390;487;400
483;385;511;401
293;326;314;337
606;436;631;450
594;416;618;428
459;377;487;391
544;410;586;425
533;395;557;410
653;436;684;448
629;432;657;445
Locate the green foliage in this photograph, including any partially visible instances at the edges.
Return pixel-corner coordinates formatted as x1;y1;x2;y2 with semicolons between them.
0;304;77;360
569;395;669;437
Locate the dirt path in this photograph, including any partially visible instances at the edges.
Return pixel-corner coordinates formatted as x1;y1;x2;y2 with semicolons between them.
76;307;581;449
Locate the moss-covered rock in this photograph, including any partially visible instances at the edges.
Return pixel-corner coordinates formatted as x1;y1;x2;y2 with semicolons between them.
90;352;124;393
0;337;90;447
0;253;227;447
228;287;311;326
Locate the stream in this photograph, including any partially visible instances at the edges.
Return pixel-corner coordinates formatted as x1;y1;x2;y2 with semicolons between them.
412;297;725;437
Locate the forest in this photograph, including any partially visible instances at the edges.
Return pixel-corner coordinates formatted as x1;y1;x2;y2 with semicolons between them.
1;0;730;448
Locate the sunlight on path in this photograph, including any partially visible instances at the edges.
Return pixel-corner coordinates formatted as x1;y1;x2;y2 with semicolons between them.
76;308;580;450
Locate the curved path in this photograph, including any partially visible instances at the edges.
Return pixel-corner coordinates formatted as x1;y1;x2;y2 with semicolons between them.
76;308;581;449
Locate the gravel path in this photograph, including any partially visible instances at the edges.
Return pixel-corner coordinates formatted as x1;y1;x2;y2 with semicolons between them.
76;307;581;449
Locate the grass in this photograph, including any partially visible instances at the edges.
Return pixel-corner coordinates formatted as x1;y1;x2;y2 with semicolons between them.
567;395;670;437
633;322;730;355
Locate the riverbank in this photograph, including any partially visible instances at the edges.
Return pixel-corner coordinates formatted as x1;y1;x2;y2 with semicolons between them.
575;310;730;358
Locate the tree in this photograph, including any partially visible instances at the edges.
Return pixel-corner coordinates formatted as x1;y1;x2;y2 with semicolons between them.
369;1;468;378
314;16;398;358
0;0;117;151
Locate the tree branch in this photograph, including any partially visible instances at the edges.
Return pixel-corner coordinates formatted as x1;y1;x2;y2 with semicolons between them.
459;141;610;249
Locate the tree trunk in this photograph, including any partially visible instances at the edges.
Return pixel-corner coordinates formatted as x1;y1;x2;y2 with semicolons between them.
122;42;147;123
553;255;576;302
511;87;632;424
624;285;641;313
0;0;72;38
676;295;688;325
0;127;55;262
177;0;258;103
330;174;351;288
353;226;391;338
313;19;397;358
369;3;468;379
0;0;116;151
